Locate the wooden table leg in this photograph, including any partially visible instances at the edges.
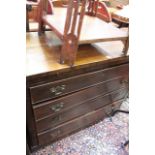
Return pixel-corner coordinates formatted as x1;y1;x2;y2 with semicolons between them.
26;5;29;32
122;37;129;55
26;4;32;32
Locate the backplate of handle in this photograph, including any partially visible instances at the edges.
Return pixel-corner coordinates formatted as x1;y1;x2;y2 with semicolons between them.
50;102;64;112
50;85;66;96
50;115;61;124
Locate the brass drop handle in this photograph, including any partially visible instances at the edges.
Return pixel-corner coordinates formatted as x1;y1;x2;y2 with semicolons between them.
121;79;129;88
50;115;61;124
121;79;129;84
50;102;64;112
50;85;66;96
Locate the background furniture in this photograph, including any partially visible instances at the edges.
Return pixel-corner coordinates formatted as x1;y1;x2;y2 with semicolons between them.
26;32;129;152
96;0;129;27
38;0;128;66
26;0;53;32
112;5;129;27
26;0;40;32
26;3;32;32
107;0;129;27
94;1;112;22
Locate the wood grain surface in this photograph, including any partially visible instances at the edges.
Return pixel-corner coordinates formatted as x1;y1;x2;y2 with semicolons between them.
42;7;128;44
26;31;127;77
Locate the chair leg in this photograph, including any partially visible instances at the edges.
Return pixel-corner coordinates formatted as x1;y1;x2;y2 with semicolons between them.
26;12;29;32
60;34;78;67
26;4;32;32
119;22;129;28
38;21;45;36
122;37;129;56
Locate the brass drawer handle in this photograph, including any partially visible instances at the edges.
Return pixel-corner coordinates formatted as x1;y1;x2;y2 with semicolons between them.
121;79;129;85
50;85;66;96
50;102;64;112
121;79;129;89
50;115;61;124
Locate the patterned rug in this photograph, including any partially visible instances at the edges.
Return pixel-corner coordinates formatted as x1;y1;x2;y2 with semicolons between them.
32;99;129;155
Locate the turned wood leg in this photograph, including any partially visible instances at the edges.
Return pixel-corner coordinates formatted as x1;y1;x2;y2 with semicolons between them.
38;20;45;36
60;42;67;64
68;47;78;67
122;37;129;55
26;9;29;32
26;4;32;32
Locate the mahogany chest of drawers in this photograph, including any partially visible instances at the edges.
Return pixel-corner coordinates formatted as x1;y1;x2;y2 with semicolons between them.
26;32;129;152
27;62;128;151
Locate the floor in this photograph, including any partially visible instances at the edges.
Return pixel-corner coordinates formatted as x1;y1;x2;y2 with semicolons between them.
32;99;129;155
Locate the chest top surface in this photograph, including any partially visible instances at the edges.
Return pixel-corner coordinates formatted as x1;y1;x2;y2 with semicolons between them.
26;31;128;78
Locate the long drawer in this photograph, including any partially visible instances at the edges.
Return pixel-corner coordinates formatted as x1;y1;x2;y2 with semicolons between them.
30;64;128;104
36;87;127;133
37;100;122;145
33;76;128;120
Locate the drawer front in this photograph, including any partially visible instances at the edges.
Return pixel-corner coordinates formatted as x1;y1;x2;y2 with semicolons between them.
37;100;122;145
33;76;128;120
36;87;128;133
30;64;128;104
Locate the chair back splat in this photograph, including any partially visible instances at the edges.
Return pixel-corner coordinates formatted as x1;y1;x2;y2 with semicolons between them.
61;0;87;66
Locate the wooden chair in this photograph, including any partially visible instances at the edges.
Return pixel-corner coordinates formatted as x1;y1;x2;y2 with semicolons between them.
107;0;129;27
26;0;53;32
26;3;32;32
94;1;112;22
94;0;129;27
26;0;40;31
38;0;129;66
